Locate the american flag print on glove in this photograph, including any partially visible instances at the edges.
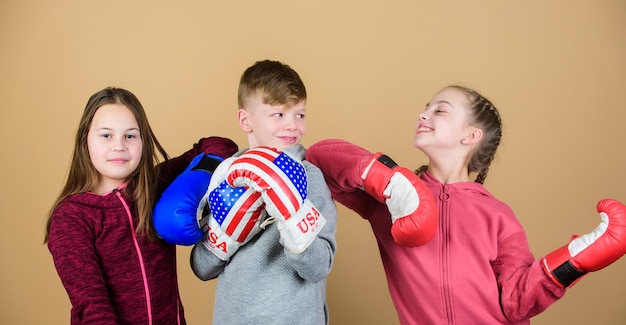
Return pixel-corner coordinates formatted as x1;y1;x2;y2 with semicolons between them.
226;147;326;253
209;182;265;241
227;147;308;220
200;157;267;261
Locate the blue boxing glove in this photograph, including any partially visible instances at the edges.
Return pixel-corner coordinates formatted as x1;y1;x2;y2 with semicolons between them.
153;153;223;245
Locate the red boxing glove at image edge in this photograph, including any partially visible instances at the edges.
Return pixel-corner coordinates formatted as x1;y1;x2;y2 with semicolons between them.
541;199;626;288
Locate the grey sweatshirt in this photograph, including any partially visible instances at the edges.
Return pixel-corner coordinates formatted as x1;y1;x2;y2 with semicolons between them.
191;144;338;325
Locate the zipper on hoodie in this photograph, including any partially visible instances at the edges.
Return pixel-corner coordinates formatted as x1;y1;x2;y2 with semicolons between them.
113;189;154;325
439;185;455;324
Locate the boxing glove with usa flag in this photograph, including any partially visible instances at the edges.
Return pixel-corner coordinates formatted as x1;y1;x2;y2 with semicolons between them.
201;156;267;261
226;147;326;254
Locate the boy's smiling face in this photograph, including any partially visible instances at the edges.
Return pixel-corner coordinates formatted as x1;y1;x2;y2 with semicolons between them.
238;93;306;150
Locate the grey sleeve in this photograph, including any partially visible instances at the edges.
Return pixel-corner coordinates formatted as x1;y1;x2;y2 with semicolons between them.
283;160;338;282
190;242;226;281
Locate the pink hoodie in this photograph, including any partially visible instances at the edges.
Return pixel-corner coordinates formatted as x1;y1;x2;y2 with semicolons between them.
306;140;565;325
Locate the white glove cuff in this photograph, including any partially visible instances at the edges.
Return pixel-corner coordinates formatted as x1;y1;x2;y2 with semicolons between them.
384;173;420;223
201;216;241;261
568;212;609;256
277;199;327;254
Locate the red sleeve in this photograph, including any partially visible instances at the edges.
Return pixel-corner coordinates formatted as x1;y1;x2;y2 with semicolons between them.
493;231;566;322
47;205;118;324
157;136;238;193
305;139;378;219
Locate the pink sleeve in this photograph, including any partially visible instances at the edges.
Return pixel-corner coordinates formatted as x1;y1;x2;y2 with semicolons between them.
305;139;378;219
493;231;566;322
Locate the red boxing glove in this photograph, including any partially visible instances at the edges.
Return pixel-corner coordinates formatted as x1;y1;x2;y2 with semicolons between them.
542;199;626;288
361;153;438;247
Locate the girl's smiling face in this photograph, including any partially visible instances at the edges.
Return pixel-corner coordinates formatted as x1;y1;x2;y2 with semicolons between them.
87;103;143;194
414;86;473;152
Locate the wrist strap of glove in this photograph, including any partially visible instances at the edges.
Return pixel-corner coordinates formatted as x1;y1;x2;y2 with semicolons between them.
551;261;588;288
542;245;588;288
361;153;396;203
193;154;223;173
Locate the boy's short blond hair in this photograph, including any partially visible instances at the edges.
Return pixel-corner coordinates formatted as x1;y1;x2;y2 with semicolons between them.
238;60;307;109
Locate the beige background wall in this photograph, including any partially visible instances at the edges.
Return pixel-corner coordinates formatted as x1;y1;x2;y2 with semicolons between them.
1;1;625;324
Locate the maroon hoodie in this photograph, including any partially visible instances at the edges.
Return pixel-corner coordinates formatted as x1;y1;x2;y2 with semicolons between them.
48;137;237;324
